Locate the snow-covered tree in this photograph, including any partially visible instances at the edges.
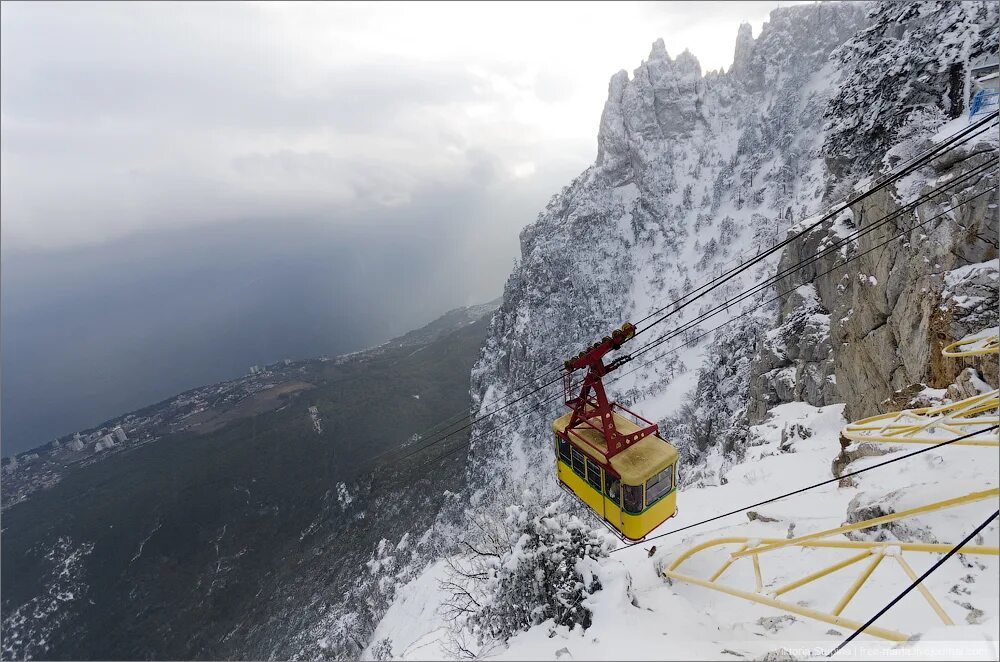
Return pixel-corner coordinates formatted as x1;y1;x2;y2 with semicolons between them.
824;0;999;174
441;497;613;656
664;316;766;467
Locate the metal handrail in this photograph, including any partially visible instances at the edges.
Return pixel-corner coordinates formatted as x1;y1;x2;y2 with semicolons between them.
663;489;1000;642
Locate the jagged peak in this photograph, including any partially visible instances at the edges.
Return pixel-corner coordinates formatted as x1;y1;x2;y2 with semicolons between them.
609;68;630;87
731;22;756;76
595;69;630;167
596;4;864;165
675;48;702;75
648;37;669;61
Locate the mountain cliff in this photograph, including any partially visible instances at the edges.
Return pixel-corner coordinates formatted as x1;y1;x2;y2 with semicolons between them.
469;0;868;494
358;2;998;659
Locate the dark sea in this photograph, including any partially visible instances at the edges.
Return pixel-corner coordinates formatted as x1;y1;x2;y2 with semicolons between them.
1;219;495;456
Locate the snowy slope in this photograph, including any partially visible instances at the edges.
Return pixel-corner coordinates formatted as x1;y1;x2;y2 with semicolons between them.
369;403;999;660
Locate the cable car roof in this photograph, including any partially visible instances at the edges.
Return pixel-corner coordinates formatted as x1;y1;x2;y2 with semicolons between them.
552;410;678;484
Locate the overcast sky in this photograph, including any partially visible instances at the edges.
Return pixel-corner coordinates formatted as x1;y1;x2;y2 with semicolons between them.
2;1;789;257
2;1;796;453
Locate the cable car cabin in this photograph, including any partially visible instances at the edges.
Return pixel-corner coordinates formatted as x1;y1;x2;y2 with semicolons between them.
553;408;678;541
552;322;679;541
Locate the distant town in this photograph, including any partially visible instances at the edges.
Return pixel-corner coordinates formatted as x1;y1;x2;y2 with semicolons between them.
2;300;497;512
1;356;326;510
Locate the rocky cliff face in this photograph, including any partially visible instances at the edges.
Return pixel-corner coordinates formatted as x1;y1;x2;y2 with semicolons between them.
747;141;999;426
467;1;869;498
361;2;998;655
832;147;998;420
748;1;999;424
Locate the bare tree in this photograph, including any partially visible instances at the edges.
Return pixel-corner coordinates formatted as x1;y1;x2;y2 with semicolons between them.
438;492;613;656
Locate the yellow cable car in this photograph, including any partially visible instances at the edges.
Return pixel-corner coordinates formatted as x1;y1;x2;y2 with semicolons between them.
552;323;679;541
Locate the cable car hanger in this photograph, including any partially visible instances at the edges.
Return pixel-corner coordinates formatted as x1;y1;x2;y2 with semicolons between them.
561;322;655;458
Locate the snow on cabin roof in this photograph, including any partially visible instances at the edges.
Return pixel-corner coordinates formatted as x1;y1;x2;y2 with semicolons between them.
552;410;678;484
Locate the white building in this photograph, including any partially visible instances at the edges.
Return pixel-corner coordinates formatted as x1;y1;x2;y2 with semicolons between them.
95;434;116;452
112;426;128;443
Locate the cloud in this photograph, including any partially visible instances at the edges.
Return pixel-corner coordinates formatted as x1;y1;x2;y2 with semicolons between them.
2;1;794;251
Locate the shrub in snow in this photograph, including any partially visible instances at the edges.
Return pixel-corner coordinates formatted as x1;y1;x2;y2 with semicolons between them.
369;637;393;661
665;317;765;467
441;496;613;656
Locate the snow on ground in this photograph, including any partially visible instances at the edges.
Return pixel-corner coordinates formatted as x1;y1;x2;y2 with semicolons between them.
932;115;1000;144
369;402;999;660
633;360;703;422
944;261;1000;291
366;560;453;660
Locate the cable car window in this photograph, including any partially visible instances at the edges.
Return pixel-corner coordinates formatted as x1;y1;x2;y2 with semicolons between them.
623;484;643;514
571;447;586;477
645;464;674;505
605;475;621;503
585;459;602;490
557;436;571;463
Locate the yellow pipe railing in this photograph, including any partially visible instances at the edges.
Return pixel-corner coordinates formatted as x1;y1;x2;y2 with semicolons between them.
662;569;910;642
792;539;998;554
832;551;884;616
771;549;873;597
941;331;999;357
731;488;999;559
891;552;953;626
666;536;999;572
666;536;750;571
842;390;999;448
709;542;747;582
663;491;999;642
752;551;763;593
667;538;1000;577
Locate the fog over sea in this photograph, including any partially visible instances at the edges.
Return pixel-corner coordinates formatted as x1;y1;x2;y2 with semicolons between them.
1;217;510;456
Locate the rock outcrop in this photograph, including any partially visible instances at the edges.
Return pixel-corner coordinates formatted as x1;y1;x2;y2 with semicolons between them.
749;138;999;423
469;1;868;498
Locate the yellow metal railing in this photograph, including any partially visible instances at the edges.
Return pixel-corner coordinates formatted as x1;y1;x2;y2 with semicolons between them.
941;328;999;357
675;328;1000;642
728;488;999;558
841;390;999;446
663;490;1000;642
841;325;999;448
